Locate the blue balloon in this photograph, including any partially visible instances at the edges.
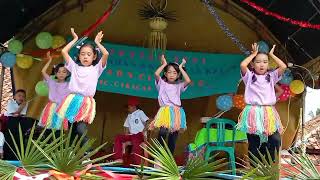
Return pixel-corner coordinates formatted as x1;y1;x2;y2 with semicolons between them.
257;41;269;54
216;95;233;111
279;69;293;85
0;52;16;67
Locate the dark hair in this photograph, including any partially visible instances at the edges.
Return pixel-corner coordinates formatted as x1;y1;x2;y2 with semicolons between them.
251;52;271;83
76;43;99;66
51;63;70;80
15;89;26;96
161;62;185;82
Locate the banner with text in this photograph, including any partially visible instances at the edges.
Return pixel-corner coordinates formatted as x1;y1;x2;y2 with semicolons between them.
72;43;243;99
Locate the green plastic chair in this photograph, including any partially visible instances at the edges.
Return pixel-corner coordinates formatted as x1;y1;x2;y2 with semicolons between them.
204;118;236;175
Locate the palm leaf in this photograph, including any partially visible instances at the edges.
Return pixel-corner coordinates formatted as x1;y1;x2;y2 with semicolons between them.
136;138;229;179
0;160;17;180
33;126;112;175
283;149;320;179
6;123;58;175
241;149;279;180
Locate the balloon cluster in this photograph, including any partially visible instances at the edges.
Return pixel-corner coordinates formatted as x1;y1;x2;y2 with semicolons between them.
216;94;246;111
278;70;305;101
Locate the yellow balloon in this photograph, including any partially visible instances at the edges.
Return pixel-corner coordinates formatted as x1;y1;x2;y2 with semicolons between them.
289;80;305;94
52;35;66;49
16;54;33;69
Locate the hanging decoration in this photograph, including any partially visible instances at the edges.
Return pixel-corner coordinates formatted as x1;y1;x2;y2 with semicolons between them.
138;0;177;52
202;0;250;55
148;17;168;52
240;0;320;30
279;69;293;85
278;84;290;102
257;41;269;54
216;95;233;111
51;35;66;49
8;39;23;54
233;94;246;110
289;80;305;95
0;52;16;68
16;54;34;69
77;0;121;45
35;81;49;96
36;32;53;49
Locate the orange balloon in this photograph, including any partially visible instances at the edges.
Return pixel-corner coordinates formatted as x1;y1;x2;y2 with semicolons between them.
233;94;246;110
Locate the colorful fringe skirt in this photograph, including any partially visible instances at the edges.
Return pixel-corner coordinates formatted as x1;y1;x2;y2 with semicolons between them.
56;94;96;124
237;105;283;142
150;106;186;132
38;101;68;130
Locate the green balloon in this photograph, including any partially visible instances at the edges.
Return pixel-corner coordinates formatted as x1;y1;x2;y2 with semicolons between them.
8;40;23;54
35;81;49;96
35;32;53;49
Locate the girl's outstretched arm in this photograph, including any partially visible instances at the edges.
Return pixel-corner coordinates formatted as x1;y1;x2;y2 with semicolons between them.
41;51;52;80
61;28;78;63
179;58;191;87
240;43;258;75
155;55;167;81
94;31;109;67
269;45;287;76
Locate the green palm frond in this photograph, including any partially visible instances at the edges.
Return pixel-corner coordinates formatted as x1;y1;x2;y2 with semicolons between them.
6;124;60;175
240;149;279;180
283;149;320;179
33;125;112;175
0;160;17;180
136;138;228;180
182;154;228;179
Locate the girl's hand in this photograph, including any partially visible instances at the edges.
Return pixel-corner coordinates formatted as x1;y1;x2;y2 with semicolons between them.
70;28;78;40
251;43;259;56
179;58;186;68
161;54;167;66
269;45;276;55
95;31;104;44
46;51;52;61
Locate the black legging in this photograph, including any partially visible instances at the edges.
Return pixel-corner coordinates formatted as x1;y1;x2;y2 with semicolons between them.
157;127;179;154
247;131;281;163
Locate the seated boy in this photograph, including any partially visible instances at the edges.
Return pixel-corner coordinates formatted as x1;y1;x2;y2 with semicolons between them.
4;89;28;117
113;97;149;165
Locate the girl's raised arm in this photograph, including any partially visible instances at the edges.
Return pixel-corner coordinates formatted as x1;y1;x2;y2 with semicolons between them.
240;43;258;75
155;55;167;81
179;58;191;87
94;31;109;67
61;28;78;63
41;51;52;80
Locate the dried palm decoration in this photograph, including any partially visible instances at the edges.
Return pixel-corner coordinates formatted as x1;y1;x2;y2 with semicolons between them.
138;0;177;52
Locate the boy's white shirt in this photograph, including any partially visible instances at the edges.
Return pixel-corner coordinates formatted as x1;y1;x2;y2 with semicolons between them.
0;132;4;153
4;99;28;116
124;109;149;135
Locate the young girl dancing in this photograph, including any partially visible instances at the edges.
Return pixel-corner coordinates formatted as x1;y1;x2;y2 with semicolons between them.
57;28;109;144
38;51;70;130
238;43;287;161
150;55;191;154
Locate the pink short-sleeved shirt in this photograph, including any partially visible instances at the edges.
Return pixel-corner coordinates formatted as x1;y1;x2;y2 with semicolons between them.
44;76;70;104
155;78;187;107
242;69;281;106
65;59;106;97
